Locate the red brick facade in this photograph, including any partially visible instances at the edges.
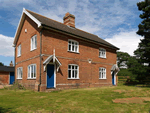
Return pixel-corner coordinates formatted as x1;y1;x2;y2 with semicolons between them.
0;72;9;85
15;13;118;91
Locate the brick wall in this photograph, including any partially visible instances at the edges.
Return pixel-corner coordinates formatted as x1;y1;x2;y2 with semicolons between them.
0;72;9;85
15;15;117;91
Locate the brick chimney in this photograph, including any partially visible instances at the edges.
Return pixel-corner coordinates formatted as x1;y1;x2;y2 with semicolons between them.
63;12;75;28
9;61;13;67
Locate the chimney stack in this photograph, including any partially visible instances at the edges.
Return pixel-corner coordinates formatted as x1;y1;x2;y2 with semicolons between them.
63;12;75;28
9;61;13;67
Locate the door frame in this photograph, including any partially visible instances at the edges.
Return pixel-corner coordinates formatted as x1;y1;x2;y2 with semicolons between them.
46;63;56;88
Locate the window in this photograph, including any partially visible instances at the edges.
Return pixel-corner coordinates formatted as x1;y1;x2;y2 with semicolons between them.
68;39;79;53
31;35;37;51
17;67;23;79
99;48;106;58
68;64;79;79
99;67;106;79
17;44;21;57
28;64;36;79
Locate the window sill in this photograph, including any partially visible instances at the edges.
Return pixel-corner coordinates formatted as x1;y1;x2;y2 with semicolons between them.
16;78;22;80
99;56;106;59
99;78;107;80
17;55;21;58
30;48;37;52
67;50;79;54
27;78;36;80
68;78;80;80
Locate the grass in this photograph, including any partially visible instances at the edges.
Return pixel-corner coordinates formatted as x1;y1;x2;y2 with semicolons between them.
0;85;150;113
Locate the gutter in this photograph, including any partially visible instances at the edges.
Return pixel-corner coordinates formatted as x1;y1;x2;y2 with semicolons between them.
42;24;119;50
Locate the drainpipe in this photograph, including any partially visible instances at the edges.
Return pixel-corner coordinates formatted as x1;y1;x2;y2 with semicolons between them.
39;29;42;91
12;44;16;83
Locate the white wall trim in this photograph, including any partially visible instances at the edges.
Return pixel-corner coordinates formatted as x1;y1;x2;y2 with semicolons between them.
13;8;42;46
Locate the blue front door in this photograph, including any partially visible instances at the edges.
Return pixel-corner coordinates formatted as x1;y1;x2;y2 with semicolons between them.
47;64;54;88
112;71;115;85
10;72;14;84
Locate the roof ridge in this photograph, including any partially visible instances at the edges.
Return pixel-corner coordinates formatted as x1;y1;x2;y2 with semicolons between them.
26;9;98;37
26;9;65;26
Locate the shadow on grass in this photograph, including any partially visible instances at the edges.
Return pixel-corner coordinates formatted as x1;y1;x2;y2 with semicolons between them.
0;106;16;113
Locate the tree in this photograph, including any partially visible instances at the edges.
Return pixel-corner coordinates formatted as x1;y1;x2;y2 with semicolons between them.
0;62;4;66
128;0;150;82
136;1;150;66
117;51;130;68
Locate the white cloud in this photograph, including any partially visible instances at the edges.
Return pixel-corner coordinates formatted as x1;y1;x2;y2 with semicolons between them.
105;30;143;56
0;34;14;56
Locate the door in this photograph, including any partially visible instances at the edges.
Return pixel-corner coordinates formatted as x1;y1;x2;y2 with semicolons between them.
47;64;54;88
10;72;14;84
112;71;115;85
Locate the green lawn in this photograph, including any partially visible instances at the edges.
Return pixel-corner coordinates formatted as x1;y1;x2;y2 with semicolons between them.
0;85;150;113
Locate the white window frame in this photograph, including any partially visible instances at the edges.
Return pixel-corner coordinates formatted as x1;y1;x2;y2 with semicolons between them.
31;35;37;51
27;64;36;79
68;39;79;53
99;67;106;79
17;67;23;79
99;48;106;58
17;44;21;57
68;64;79;79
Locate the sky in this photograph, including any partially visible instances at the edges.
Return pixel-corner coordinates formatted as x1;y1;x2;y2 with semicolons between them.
0;0;144;66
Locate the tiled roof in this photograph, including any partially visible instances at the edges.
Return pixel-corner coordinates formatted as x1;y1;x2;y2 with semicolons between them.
26;10;119;50
0;66;14;72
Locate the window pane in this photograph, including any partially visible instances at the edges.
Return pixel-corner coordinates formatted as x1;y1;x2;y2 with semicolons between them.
72;66;74;69
28;66;30;78
72;70;75;78
31;65;33;78
68;70;71;78
75;46;77;52
75;70;77;78
69;45;71;51
68;65;71;69
72;45;74;51
75;66;77;69
35;36;37;48
34;65;36;77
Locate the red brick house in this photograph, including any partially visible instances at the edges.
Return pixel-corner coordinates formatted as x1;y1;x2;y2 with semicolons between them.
13;8;119;91
0;61;15;85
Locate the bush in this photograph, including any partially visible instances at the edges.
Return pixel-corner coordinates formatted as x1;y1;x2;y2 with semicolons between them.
5;81;26;90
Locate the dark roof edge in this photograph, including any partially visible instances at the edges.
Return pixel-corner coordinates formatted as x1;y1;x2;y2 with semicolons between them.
42;24;119;50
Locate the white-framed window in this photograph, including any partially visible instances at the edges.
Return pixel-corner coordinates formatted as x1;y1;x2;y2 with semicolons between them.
68;64;79;79
17;67;23;79
31;35;37;51
68;39;79;53
17;44;21;57
99;48;106;58
99;67;106;79
28;64;36;79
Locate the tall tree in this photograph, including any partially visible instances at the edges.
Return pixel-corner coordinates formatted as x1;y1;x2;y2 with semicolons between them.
117;51;130;68
136;0;150;65
131;0;150;82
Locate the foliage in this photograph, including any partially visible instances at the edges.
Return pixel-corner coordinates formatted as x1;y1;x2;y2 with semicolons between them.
128;1;150;82
0;62;4;66
5;81;26;90
117;51;130;68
